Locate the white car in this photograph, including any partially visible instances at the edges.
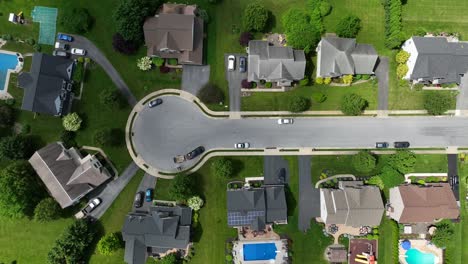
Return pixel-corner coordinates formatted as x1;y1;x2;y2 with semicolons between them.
71;48;86;56
234;142;250;149
277;118;294;125
228;55;235;71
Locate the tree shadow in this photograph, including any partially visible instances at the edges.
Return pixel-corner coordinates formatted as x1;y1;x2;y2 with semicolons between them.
231;158;245;177
284;185;297;217
264;11;277;33
83;219;105;263
191;221;204;243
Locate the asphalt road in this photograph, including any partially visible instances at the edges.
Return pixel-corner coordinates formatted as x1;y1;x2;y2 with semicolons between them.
375;57;389;111
225;53;247;111
132;95;468;172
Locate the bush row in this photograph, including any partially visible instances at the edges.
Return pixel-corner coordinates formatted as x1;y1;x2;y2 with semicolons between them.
384;0;403;49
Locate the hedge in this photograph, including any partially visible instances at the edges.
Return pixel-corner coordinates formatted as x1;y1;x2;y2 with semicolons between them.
384;0;403;49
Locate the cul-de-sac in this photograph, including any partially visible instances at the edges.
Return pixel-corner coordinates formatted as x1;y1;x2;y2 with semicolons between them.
0;0;467;264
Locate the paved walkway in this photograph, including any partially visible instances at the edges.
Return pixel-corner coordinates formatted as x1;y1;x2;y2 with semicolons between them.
456;74;468;116
376;57;389;112
88;162;140;219
70;35;137;106
298;156;321;232
182;65;210;96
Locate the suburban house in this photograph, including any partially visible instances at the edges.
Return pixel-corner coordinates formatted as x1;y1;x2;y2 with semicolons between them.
143;3;204;65
320;181;384;227
18;53;74;116
247;40;306;87
29;142;111;208
227;185;287;231
388;183;459;223
316;37;378;78
401;36;468;84
122;205;192;264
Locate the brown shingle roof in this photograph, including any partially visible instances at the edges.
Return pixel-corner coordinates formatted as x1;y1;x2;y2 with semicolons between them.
395;184;459;223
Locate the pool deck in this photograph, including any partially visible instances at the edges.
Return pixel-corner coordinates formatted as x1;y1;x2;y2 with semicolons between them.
233;239;289;264
0;49;23;99
399;239;443;264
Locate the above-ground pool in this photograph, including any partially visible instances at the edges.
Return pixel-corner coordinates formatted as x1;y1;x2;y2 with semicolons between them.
405;248;435;264
243;243;277;261
0;52;19;91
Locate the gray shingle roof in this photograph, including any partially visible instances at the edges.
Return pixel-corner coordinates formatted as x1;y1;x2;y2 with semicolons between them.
317;37;378;77
321;181;384;227
18;53;74;116
248;40;306;83
122;206;192;264
28;142;111;208
408;37;468;83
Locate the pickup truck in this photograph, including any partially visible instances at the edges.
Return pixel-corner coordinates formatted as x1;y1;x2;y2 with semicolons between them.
173;146;205;163
74;198;101;219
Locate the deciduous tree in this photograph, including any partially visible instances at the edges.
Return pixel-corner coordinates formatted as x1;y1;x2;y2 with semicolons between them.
242;1;269;32
336;15;361;38
340;93;367;115
211;158;234;178
34;198;61;222
352;150;376;173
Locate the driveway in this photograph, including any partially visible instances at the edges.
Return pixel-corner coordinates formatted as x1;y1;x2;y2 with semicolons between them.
182;65;210;96
56;33;138;106
375;57;389;111
447;154;460;200
456;74;468;115
134;172;157;213
224;53;247;111
87;162;140;219
263;156;289;184
298;156;321;232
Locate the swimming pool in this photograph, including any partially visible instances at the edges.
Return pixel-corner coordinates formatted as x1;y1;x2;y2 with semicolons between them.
405;248;435;264
0;52;19;91
243;243;277;261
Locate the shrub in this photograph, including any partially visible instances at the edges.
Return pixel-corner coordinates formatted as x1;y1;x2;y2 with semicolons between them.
0;105;14;127
315;77;324;84
112;33;138;55
340;93;367;115
159;66;170;73
60;130;76;148
168;58;178;66
252;82;257;88
239;32;253;46
242;1;269;32
152;57;165;67
324;77;332;84
72;62;84;83
170;174;195;201
352;150;376;173
60;8;93;34
355;74;362;80
342;74;353;85
431;220;455;248
26;38;35;45
336;15;361;38
387;150;416;174
319;1;332;16
396;64;408;79
259;79;266;84
395;50;410;64
211;158;234;178
197;83;224;104
100;87;125;109
288;96;310;112
299;78;309;86
379;165;405;189
265;82;272;88
21;124;31;134
187;196;204;211
424;91;453;115
282;8;322;53
362;74;371;80
1;34;13;41
159;253;178;264
137;56;152;71
226;255;233;261
62;113;82;132
242;79;253;88
414;27;426;37
0;135;33;160
34;198;61;222
113;0;157;42
197;8;209;23
97;232;122;256
384;0;403;49
33;44;41;52
366;176;384;190
312;92;327;103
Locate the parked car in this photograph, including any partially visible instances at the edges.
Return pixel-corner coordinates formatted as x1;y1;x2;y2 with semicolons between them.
52;50;69;57
82;198;101;214
54;42;70;50
134;191;144;208
186;146;205;160
234;142;250;149
145;188;153;202
375;142;389;148
58;33;73;42
71;48;86;56
394;141;410;148
228;55;235;71
148;98;163;108
239;56;246;72
277;118;294;125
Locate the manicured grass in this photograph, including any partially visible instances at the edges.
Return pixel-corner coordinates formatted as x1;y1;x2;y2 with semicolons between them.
378;216;398;264
402;0;468;40
274;157;333;264
89;171;144;264
242;81;378;111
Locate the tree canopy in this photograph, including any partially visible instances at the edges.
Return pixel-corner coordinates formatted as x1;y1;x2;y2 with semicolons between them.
62;113;82;132
170;174;196;201
352;150;376;173
34;198;61;222
0;135;33;160
100;87;125;109
431;220;455;248
187;196;204;211
60;8;93;34
378;165;405;189
336;15;361;38
98;232;123;256
387;150;416;174
113;0;158;42
281;8;322;53
340;93;367;115
424;91;454;115
242;1;269;32
211;158;234;178
288;96;310;113
0;105;14;127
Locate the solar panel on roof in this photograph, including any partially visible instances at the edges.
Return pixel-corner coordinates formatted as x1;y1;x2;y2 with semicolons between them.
227;210;265;226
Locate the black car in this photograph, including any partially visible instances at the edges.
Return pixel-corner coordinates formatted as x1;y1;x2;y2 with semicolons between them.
394;141;410;148
148;98;163;108
134;191;144;208
239;57;246;73
376;142;389;148
186;146;205;160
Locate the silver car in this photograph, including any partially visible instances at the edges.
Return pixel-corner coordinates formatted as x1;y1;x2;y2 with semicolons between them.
52;50;68;57
277;118;294;125
234;142;250;149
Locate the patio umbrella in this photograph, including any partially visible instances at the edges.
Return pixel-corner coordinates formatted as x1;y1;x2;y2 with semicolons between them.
401;240;411;250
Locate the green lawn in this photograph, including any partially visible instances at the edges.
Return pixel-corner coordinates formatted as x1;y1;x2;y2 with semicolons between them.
402;0;468;40
89;171;144;264
378;216;398;264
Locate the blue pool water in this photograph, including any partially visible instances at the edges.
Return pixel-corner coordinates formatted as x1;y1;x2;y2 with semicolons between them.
243;243;277;261
405;248;435;264
0;52;19;90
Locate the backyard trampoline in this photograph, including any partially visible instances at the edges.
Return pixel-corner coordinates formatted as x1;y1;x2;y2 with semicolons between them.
31;6;58;45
